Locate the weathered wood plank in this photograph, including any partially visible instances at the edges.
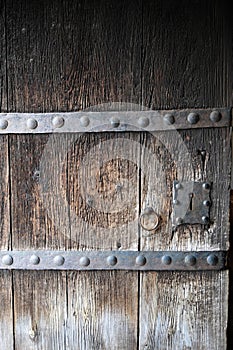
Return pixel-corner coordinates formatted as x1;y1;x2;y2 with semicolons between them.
0;271;14;350
0;1;13;349
13;271;67;350
140;271;229;350
140;128;231;251
66;271;138;349
140;1;232;349
7;0;141;348
141;0;232;110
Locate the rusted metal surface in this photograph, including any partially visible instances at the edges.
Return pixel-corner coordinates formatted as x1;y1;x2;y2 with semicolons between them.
0;250;226;271
172;181;211;228
0;108;230;133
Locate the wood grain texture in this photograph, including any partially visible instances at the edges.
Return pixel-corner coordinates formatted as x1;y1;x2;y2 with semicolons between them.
66;271;138;349
139;271;229;350
6;0;142;348
13;271;67;350
140;1;232;349
7;0;142;112
0;2;13;349
141;0;232;110
140;128;231;251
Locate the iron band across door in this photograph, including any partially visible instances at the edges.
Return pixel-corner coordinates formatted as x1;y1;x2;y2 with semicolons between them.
0;250;227;271
0;108;231;133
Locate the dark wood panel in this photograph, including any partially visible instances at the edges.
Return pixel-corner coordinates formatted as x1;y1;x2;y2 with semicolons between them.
141;0;232;110
140;1;232;349
7;0;142;112
7;0;142;348
0;1;13;348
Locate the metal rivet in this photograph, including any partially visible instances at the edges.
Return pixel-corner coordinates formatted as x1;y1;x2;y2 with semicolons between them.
185;255;196;266
27;118;38;129
87;197;94;206
138;117;150;128
207;254;218;266
0;119;8;130
176;217;183;225
175;183;182;190
80;115;90;127
202;216;209;224
52;116;64;128
110;117;120;128
53;255;65;266
203;200;211;207
2;254;13;266
30;254;40;265
202;182;210;190
161;255;172;265
187;112;199;124
115;183;123;192
80;256;90;266
136;255;147;266
163;114;175;125
107;255;117;266
210;111;222;123
173;199;179;205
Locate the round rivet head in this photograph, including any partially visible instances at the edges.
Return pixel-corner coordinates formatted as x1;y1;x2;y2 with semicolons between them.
210;110;222;123
2;254;13;266
185;255;197;266
176;217;183;225
161;255;172;265
207;254;218;266
175;182;182;190
80;115;90;127
187;112;199;125
136;255;147;266
30;254;40;265
107;255;117;266
52;116;64;128
203;200;211;207
202;216;209;224
0;119;8;130
80;256;90;267
53;255;65;266
163;114;175;125
202;182;210;190
138;117;150;128
27;118;38;129
173;199;179;205
110;117;120;128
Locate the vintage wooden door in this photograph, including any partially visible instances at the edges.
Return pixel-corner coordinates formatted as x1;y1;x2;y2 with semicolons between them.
0;0;232;349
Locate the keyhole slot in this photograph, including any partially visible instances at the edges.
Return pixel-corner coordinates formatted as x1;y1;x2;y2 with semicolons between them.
189;193;194;211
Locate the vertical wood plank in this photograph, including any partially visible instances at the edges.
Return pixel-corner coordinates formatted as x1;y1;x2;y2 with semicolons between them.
140;1;232;349
0;1;14;349
7;0;142;349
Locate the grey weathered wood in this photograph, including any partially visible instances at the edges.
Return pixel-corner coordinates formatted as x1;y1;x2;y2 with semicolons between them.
139;271;229;350
139;1;232;349
7;0;141;348
0;271;14;350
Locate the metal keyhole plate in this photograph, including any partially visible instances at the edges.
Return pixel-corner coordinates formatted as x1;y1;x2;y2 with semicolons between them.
140;207;160;231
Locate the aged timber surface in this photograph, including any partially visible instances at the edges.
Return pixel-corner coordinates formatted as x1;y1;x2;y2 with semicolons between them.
140;0;231;349
0;1;13;349
1;0;232;349
7;0;141;349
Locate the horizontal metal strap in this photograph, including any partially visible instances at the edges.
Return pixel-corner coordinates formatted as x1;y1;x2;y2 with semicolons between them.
0;108;230;133
0;250;227;271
